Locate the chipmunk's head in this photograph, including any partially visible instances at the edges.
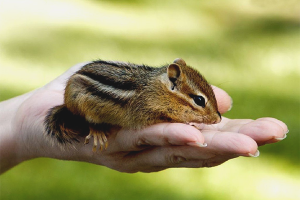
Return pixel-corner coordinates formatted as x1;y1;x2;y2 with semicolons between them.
159;58;221;125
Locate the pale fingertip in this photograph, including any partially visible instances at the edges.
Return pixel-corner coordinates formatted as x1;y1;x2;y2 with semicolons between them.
257;118;289;134
227;97;233;112
187;142;208;148
275;133;287;141
212;85;232;114
248;150;260;158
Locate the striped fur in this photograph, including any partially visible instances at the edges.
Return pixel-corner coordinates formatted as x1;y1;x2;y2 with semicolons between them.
44;59;221;145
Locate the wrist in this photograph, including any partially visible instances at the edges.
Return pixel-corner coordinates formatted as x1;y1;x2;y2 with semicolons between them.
0;91;35;173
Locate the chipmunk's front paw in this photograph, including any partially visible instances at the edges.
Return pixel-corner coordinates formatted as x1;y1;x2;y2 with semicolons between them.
84;130;108;152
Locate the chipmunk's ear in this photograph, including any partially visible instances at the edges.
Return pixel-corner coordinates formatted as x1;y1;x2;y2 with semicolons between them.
167;63;181;81
168;58;186;86
173;58;186;67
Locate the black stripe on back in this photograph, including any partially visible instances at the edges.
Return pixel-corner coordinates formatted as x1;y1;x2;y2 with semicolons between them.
77;76;130;106
93;60;128;68
78;64;138;91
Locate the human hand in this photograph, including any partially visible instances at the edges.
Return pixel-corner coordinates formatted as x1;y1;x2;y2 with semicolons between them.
1;62;288;174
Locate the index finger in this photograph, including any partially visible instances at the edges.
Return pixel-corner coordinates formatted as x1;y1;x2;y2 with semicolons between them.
110;123;206;152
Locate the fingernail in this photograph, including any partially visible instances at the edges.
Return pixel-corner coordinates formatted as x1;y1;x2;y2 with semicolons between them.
248;150;260;158
275;133;287;141
187;142;208;147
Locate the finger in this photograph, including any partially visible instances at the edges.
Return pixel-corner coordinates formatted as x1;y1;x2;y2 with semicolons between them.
200;117;252;131
212;117;253;132
202;130;258;156
256;117;288;134
211;85;232;114
118;131;258;172
238;118;288;145
111;123;206;152
132;155;231;172
117;146;216;172
214;117;287;146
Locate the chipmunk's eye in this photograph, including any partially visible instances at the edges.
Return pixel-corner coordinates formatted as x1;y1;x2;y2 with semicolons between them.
190;95;205;108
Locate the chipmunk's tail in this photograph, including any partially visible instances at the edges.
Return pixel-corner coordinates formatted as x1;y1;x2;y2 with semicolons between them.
44;105;88;144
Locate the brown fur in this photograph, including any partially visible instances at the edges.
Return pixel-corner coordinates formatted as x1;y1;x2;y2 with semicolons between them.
44;58;221;145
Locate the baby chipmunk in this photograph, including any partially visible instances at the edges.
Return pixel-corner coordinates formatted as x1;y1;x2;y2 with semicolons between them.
44;58;221;151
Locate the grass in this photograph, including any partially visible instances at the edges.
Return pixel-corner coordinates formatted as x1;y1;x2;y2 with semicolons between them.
0;0;299;199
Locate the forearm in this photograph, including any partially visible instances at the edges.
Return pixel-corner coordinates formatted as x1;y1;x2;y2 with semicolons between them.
0;91;35;174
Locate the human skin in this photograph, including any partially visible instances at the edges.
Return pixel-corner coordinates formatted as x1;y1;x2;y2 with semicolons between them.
0;63;288;174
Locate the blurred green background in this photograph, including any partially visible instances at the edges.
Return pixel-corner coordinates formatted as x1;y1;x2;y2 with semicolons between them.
0;0;299;199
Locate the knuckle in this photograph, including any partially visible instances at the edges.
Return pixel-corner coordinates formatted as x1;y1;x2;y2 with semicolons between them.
135;138;151;149
166;154;187;165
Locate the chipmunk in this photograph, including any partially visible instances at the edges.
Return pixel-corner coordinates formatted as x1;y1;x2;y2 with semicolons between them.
44;58;221;151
